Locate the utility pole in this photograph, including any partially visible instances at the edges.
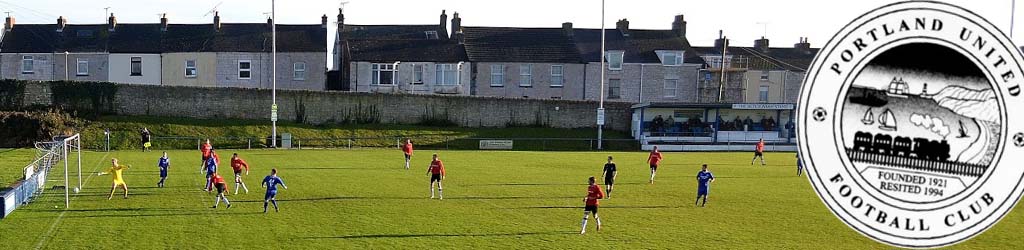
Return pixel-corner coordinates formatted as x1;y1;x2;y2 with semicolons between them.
271;0;278;148
104;7;110;20
597;0;606;150
718;36;728;103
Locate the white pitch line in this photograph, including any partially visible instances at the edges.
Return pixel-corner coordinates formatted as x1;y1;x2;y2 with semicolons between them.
33;152;109;250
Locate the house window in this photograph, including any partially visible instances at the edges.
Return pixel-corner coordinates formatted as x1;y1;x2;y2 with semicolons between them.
184;60;197;78
22;56;34;73
661;51;683;66
436;64;458;85
130;57;143;76
76;58;89;76
490;65;505;87
759;85;770;102
412;64;424;84
608;79;621;99
519;64;532;87
665;78;679;97
371;63;396;85
293;62;307;81
425;30;439;40
606;51;624;70
238;60;252;79
550;65;564;87
760;70;770;81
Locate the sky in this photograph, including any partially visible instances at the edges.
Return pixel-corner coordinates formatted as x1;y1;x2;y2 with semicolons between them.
2;0;1021;68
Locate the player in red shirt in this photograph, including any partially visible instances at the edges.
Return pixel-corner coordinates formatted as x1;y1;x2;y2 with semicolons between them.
580;176;605;234
647;146;664;184
200;139;213;169
230;153;250;194
427;153;446;199
751;138;766;166
208;172;231;209
401;139;414;170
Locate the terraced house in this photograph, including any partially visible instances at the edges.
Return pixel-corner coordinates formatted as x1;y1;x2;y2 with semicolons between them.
335;10;470;94
0;13;328;90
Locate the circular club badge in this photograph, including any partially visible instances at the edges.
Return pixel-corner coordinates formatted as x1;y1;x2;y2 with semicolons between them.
799;1;1024;248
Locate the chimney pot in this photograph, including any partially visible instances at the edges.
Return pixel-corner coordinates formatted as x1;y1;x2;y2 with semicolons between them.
3;16;13;32
160;14;168;31
562;22;574;38
56;16;66;32
450;11;462;39
671;14;686;37
108;13;117;32
214;11;221;31
321;14;328;29
439;10;449;39
616;18;630;37
754;37;770;53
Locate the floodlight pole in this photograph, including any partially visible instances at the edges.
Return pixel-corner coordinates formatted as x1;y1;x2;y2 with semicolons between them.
271;0;278;148
597;0;605;150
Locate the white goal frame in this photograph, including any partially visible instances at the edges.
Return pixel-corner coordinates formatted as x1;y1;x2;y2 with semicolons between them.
59;134;82;208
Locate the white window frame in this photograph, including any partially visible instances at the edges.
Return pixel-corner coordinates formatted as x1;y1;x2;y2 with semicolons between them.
184;60;197;78
664;78;679;97
606;51;624;70
371;63;397;85
238;60;252;79
490;64;505;87
21;55;34;73
435;64;458;86
130;56;143;76
608;79;622;99
293;62;307;81
519;64;533;87
425;30;439;39
412;64;424;84
660;51;684;66
76;58;89;76
760;70;770;81
759;85;770;102
550;65;564;87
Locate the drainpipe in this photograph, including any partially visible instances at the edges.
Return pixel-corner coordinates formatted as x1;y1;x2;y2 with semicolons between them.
638;64;645;103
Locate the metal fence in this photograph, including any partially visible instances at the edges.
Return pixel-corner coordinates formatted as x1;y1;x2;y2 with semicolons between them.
1;139;64;219
102;134;641;151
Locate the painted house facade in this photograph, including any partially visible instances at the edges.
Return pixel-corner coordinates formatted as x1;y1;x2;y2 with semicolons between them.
336;10;471;95
1;13;328;90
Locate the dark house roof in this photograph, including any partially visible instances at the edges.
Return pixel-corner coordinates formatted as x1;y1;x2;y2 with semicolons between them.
691;45;818;72
573;28;704;64
340;24;463;62
462;26;582;63
2;23;326;53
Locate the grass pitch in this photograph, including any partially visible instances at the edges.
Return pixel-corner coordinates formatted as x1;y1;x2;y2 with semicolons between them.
0;149;1021;249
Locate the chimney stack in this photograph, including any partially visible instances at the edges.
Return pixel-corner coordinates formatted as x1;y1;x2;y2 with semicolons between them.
754;36;770;53
714;30;729;51
56;16;66;32
3;16;13;32
450;12;461;40
321;14;328;29
108;13;117;32
160;14;168;31
671;15;686;38
562;22;574;38
337;8;345;40
616;18;630;37
439;10;448;39
213;11;221;31
454;29;465;45
794;37;811;54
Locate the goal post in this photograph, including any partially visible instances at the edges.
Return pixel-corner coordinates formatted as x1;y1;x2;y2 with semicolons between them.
61;134;82;208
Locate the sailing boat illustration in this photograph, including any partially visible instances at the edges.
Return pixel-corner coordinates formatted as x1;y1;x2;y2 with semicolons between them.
861;108;875;125
878;109;897;131
957;120;969;138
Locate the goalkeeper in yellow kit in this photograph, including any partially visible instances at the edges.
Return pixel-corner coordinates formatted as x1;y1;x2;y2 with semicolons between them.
99;158;131;199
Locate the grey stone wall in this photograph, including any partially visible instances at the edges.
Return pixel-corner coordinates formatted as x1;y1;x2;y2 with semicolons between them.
697;70;745;103
17;81;632;131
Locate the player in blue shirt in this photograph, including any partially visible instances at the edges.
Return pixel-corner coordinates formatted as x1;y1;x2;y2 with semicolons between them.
696;164;715;207
202;150;218;192
157;152;170;188
262;168;288;213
